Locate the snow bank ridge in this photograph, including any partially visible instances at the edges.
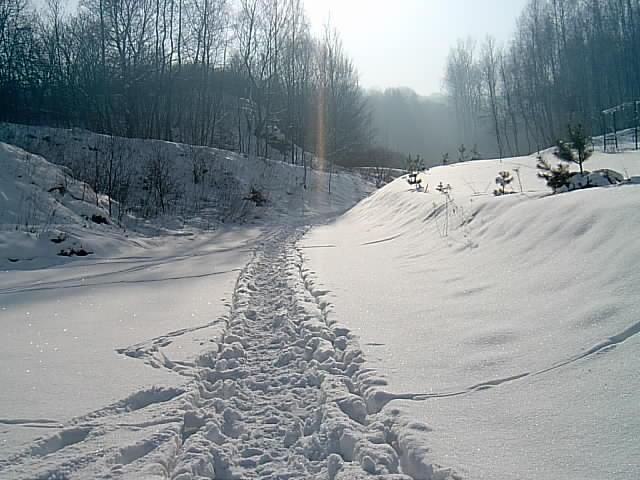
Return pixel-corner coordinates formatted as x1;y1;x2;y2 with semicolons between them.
298;242;458;480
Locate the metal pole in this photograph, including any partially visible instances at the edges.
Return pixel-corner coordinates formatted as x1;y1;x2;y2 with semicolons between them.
633;101;638;150
514;167;523;193
614;111;619;151
603;112;607;152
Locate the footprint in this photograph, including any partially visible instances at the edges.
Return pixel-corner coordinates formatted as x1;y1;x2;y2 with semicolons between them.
29;427;92;457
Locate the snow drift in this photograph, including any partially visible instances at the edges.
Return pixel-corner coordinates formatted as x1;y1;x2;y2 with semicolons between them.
303;148;640;479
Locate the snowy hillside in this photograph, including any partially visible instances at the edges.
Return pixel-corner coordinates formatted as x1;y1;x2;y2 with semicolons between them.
303;148;640;479
0;142;123;268
0;123;369;225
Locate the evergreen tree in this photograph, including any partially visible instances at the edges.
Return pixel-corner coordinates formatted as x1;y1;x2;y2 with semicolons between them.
554;124;593;175
494;170;514;196
537;157;573;192
405;154;414;172
457;144;468;162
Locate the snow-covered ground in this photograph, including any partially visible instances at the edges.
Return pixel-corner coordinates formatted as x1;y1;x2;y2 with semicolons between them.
303;148;640;479
4;131;433;479
2;124;639;479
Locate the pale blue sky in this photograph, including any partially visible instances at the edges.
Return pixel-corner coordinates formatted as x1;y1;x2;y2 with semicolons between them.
305;0;529;95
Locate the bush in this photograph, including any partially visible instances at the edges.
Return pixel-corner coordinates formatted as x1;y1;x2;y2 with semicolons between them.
554;124;592;175
245;187;267;206
494;170;515;196
537;157;573;192
90;214;109;225
143;146;179;214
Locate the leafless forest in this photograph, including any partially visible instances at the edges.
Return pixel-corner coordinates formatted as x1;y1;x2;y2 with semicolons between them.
2;0;640;166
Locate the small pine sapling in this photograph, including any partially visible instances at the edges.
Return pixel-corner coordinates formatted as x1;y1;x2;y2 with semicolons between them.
406;154;424;191
537;156;572;192
436;181;452;196
554;124;593;175
494;170;514;196
457;144;468;162
407;171;422;191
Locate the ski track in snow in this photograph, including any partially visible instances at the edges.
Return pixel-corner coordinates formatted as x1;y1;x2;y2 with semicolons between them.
404;318;640;402
0;242;254;295
0;226;451;480
0;268;243;295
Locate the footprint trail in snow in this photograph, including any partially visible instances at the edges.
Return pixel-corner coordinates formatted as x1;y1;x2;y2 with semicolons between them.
0;226;445;480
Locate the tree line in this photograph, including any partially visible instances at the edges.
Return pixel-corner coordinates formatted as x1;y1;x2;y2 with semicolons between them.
0;0;370;167
445;0;640;158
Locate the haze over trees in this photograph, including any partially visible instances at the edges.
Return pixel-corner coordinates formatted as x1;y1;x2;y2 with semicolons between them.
445;0;640;158
368;0;640;167
366;88;460;168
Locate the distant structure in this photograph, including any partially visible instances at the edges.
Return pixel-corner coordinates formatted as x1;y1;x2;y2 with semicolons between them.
601;101;640;152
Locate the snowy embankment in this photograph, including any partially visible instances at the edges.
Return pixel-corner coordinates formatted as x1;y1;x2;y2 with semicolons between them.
0;122;367;227
0;141;120;266
0;138;264;458
303;149;640;479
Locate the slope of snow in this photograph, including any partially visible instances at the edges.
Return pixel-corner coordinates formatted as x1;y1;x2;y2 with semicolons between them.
303;149;640;479
0;122;369;226
0;142;124;268
5;121;638;479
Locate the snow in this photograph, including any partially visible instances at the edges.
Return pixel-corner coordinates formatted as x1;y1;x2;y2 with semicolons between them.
1;128;409;479
0;140;261;446
303;148;640;478
0;122;369;226
0;141;121;268
0;224;429;479
0;227;259;449
2;122;639;479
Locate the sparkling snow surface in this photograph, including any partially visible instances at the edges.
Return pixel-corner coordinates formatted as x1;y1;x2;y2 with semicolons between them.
2;129;639;479
304;150;640;479
4;137;441;480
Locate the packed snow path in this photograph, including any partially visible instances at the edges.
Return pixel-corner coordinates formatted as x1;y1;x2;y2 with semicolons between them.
0;226;440;480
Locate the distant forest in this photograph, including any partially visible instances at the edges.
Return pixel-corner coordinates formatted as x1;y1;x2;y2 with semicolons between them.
2;0;639;169
371;0;640;166
444;0;640;159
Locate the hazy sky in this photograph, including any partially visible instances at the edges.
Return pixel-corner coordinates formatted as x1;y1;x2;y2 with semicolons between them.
305;0;529;96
